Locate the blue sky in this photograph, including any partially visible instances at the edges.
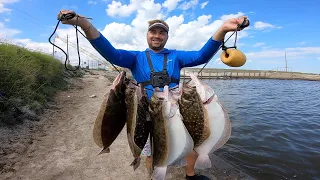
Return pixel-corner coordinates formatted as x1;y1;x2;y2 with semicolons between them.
1;0;320;73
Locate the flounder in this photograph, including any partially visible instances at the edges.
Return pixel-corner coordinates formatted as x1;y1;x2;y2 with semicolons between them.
188;73;232;169
149;86;194;180
125;80;151;170
178;83;211;148
92;71;127;154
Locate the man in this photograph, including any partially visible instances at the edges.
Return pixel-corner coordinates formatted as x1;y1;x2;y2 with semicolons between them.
58;10;249;180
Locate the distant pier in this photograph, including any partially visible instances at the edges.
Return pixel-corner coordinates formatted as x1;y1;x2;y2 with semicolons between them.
180;68;320;81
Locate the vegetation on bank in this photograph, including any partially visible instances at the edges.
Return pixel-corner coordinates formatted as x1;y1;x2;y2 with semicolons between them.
0;42;84;125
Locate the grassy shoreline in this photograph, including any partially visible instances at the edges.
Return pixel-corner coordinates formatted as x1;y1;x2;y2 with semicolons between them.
0;42;84;125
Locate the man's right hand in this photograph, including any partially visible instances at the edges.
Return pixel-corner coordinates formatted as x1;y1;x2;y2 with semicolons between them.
57;10;87;27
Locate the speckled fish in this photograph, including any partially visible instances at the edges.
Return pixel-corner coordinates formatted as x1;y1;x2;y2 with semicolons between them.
188;73;232;169
149;86;194;180
125;80;151;170
92;71;127;154
178;83;211;148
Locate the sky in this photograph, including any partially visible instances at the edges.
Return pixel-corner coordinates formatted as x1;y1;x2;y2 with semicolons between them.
0;0;320;73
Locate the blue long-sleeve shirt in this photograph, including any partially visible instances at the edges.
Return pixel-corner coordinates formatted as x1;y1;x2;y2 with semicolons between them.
89;32;222;99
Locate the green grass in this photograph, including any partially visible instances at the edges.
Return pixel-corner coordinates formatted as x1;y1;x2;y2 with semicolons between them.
0;42;83;125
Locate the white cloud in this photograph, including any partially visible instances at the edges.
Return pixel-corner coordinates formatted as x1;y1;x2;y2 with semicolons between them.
285;47;320;57
88;1;98;5
162;0;182;12
254;21;281;30
200;1;208;9
178;0;198;10
0;0;19;13
101;9;248;52
106;0;142;17
0;22;20;38
252;42;265;47
131;0;163;31
0;4;10;12
318;57;320;60
220;12;245;21
246;47;320;61
4;18;10;22
11;38;53;53
101;22;135;45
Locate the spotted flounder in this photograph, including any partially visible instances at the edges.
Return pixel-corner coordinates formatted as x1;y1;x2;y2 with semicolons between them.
188;73;232;169
178;83;211;148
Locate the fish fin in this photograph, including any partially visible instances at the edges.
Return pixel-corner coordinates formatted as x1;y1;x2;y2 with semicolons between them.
204;86;215;102
152;166;168;180
130;157;141;171
194;154;212;169
98;147;110;155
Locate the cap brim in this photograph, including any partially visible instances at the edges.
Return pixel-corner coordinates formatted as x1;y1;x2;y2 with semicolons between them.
148;23;169;32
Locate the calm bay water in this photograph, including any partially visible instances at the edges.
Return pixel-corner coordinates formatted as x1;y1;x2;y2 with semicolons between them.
205;79;320;180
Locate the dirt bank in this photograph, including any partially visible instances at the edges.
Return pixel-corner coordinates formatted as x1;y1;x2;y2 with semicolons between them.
0;70;254;180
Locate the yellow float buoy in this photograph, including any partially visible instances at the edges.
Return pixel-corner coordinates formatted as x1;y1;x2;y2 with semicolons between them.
221;49;246;67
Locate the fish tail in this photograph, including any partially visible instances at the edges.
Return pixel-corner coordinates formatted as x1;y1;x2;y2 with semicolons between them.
98;147;110;155
130;156;141;171
152;166;168;180
194;154;212;169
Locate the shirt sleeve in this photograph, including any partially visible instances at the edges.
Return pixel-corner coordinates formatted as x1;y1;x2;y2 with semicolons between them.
177;37;222;68
88;32;136;69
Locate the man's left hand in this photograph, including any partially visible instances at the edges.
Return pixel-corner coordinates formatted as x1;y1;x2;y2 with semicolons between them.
221;16;250;33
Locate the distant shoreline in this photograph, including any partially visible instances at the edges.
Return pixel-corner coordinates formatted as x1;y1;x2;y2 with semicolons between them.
180;68;320;81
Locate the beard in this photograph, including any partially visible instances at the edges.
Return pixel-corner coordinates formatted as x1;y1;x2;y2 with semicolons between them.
148;44;165;51
148;40;167;51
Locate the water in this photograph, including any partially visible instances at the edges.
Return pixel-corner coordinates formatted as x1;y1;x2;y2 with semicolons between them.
205;79;320;180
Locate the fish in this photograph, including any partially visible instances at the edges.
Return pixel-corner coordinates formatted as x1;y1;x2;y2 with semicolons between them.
178;83;211;148
149;86;194;180
125;79;151;170
92;71;128;154
148;87;169;168
188;73;232;169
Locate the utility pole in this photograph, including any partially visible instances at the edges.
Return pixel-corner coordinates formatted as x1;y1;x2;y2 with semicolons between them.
67;34;70;64
52;38;55;57
285;52;288;72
